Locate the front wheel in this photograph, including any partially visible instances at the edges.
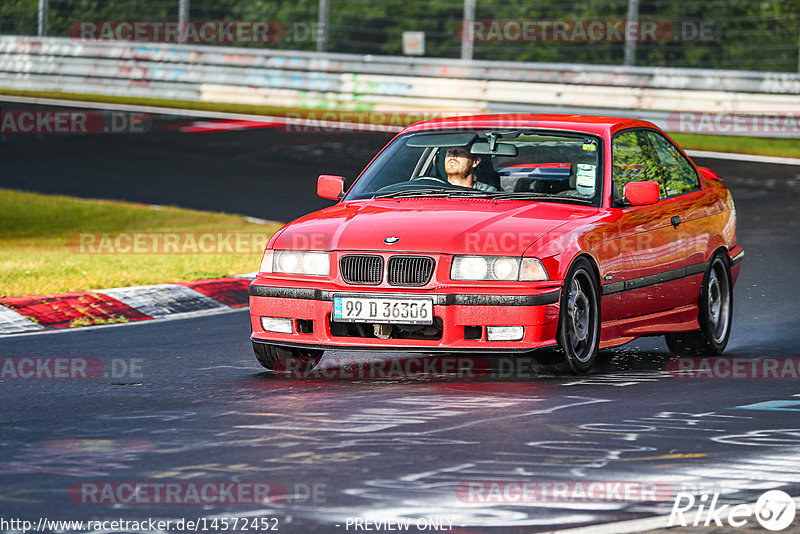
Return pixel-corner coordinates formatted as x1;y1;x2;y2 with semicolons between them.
665;253;732;356
252;342;323;375
554;257;601;374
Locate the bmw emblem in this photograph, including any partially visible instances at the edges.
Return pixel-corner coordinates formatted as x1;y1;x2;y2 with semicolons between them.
384;236;400;244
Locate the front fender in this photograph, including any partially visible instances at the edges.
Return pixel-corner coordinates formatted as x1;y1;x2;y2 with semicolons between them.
523;212;616;282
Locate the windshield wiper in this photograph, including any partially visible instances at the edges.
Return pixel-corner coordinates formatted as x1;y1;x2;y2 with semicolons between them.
443;189;496;197
373;188;592;204
373;188;453;198
481;192;593;204
375;187;498;199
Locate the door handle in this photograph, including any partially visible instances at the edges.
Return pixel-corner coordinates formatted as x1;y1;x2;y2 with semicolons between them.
671;215;682;227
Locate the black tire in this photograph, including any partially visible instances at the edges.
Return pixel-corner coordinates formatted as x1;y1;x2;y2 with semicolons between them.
665;253;732;356
252;342;323;375
553;257;601;374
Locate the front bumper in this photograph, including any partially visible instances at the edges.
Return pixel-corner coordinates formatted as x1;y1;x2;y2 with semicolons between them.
249;281;561;352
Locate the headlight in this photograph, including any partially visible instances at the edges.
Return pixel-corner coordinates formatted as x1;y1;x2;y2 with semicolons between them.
519;258;549;281
260;250;330;276
278;251;303;273
259;250;274;273
493;257;519;280
453;256;489;280
452;256;524;281
302;252;330;276
451;256;548;281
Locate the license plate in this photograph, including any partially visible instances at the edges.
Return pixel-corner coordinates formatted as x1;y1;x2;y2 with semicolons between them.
332;296;433;325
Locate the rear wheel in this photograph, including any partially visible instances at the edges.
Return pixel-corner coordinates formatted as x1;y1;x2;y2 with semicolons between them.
252;342;323;375
553;257;601;374
665;253;732;356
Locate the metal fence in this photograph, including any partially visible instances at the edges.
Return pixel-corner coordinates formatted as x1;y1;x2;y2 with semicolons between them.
3;35;800;139
2;0;800;72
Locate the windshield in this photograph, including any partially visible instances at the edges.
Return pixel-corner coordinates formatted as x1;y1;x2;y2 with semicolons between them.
344;129;603;205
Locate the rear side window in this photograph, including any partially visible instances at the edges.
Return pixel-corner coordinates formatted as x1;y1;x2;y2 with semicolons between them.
646;131;701;196
612;130;664;200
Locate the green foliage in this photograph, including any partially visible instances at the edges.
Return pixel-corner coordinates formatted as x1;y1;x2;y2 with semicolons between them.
1;0;799;70
612;130;662;198
646;131;700;196
612;130;704;199
0;0;38;35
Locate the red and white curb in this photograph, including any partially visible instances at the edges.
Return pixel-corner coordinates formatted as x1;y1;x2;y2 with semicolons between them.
0;276;254;335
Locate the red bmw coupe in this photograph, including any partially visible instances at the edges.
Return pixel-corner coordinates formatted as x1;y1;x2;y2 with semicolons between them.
249;115;743;373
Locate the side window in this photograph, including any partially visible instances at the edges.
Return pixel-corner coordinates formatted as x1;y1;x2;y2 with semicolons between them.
646;132;701;196
612;130;664;200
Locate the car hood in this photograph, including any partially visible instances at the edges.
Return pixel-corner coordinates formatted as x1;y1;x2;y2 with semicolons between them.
271;199;592;256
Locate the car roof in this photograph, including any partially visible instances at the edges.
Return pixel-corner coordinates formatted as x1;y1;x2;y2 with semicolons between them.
400;114;658;137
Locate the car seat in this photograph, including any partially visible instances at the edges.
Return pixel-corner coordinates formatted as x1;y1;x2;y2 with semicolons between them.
513;165;572;194
473;157;501;190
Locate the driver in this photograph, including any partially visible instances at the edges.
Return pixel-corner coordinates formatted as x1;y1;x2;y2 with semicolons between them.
445;146;497;192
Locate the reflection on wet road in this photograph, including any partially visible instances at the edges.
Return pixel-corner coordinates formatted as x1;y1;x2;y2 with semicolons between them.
1;114;799;532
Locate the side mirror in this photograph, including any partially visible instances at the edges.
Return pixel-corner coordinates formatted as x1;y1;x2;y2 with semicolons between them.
624;181;660;206
317;174;344;200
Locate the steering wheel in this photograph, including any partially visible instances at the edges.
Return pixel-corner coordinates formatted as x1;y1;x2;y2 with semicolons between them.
409;176;449;185
372;176;466;195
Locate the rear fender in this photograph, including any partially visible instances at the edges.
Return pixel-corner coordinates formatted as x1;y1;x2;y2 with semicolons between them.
698;167;724;182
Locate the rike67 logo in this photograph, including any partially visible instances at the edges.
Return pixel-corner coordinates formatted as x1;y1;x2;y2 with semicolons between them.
670;490;796;531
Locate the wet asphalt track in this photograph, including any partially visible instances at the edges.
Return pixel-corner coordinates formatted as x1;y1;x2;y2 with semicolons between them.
2;107;800;532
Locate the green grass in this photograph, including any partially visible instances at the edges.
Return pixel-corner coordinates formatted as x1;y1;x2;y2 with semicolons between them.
0;189;282;298
669;133;800;159
5;88;797;158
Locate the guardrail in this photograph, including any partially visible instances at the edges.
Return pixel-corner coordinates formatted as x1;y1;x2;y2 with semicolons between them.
2;36;800;136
